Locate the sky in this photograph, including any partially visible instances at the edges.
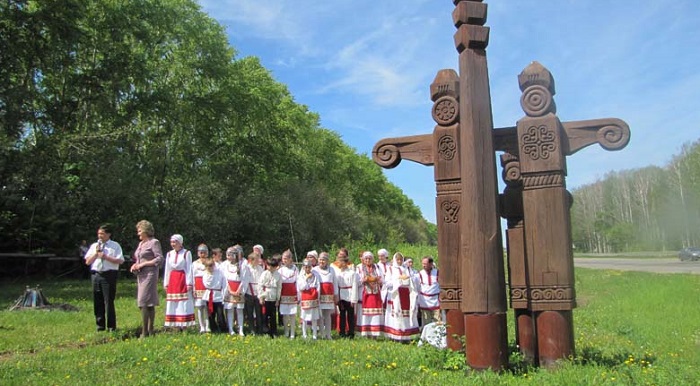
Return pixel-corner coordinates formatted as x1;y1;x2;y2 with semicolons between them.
199;0;700;224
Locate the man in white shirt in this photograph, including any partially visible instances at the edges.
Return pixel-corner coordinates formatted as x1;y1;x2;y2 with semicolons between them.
84;224;124;331
417;256;442;328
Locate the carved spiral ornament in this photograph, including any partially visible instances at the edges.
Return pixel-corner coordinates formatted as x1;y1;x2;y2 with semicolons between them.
441;200;460;223
530;288;571;301
438;135;456;160
510;288;527;301
440;288;462;302
374;143;401;168
432;96;458;125
597;123;631;151
520;85;554;117
502;160;521;184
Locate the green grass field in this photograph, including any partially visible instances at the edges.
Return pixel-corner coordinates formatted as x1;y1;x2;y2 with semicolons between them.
0;267;698;385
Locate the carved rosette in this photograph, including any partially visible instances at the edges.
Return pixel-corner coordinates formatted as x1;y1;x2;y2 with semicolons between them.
438;134;457;160
520;84;554;117
432;96;459;126
521;125;557;160
441;200;460;223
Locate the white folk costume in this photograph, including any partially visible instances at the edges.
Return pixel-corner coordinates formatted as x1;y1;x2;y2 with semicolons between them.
191;258;209;332
279;262;299;339
242;261;265;335
221;259;248;336
257;269;282;303
279;263;299;314
356;257;384;337
376;250;391;305
163;248;196;327
335;263;359;338
203;266;226;333
313;264;339;339
258;268;282;338
418;267;442;327
383;255;419;341
297;268;320;339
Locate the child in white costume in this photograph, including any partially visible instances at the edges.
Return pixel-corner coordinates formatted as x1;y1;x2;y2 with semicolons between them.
203;257;227;333
278;249;299;339
191;244;210;333
313;252;339;340
297;259;321;339
221;245;248;336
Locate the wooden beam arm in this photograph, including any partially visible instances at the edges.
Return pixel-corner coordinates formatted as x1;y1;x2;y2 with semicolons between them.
372;134;434;168
562;118;630;155
493;118;630;155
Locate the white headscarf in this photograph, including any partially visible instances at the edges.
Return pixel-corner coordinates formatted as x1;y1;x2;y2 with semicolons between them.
392;252;404;267
170;234;184;244
306;250;319;259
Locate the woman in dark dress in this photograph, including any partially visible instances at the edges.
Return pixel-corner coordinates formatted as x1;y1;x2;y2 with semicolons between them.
130;220;164;337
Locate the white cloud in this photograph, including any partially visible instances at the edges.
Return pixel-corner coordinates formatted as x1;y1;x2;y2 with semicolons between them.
199;0;700;222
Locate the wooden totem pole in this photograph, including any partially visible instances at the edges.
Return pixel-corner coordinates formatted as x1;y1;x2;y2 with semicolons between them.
497;61;630;367
373;0;509;370
374;69;467;352
372;1;630;371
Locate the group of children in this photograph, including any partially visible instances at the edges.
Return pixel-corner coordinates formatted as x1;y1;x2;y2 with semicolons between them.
162;234;442;341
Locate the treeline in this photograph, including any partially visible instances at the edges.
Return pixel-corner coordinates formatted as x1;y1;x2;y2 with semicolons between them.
0;0;435;256
571;139;700;252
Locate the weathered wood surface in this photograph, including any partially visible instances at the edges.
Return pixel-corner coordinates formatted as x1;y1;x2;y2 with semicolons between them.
372;0;631;372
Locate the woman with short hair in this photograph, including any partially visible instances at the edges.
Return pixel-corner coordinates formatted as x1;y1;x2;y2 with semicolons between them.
130;220;164;338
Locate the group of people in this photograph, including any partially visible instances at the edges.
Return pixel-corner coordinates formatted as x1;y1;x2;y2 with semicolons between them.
84;221;442;341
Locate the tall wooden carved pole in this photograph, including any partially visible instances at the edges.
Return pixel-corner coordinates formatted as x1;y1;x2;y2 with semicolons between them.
373;69;466;351
498;153;536;363
495;61;631;366
453;0;508;370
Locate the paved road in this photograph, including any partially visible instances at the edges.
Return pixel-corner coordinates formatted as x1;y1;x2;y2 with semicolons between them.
574;257;700;274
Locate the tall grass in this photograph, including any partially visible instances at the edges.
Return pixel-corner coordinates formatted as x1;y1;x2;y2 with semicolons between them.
0;267;698;385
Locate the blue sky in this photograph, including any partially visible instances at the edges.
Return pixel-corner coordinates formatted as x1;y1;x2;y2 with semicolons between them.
200;0;700;224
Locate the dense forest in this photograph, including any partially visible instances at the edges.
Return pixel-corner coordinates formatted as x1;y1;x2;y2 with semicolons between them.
571;139;700;253
0;0;436;256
